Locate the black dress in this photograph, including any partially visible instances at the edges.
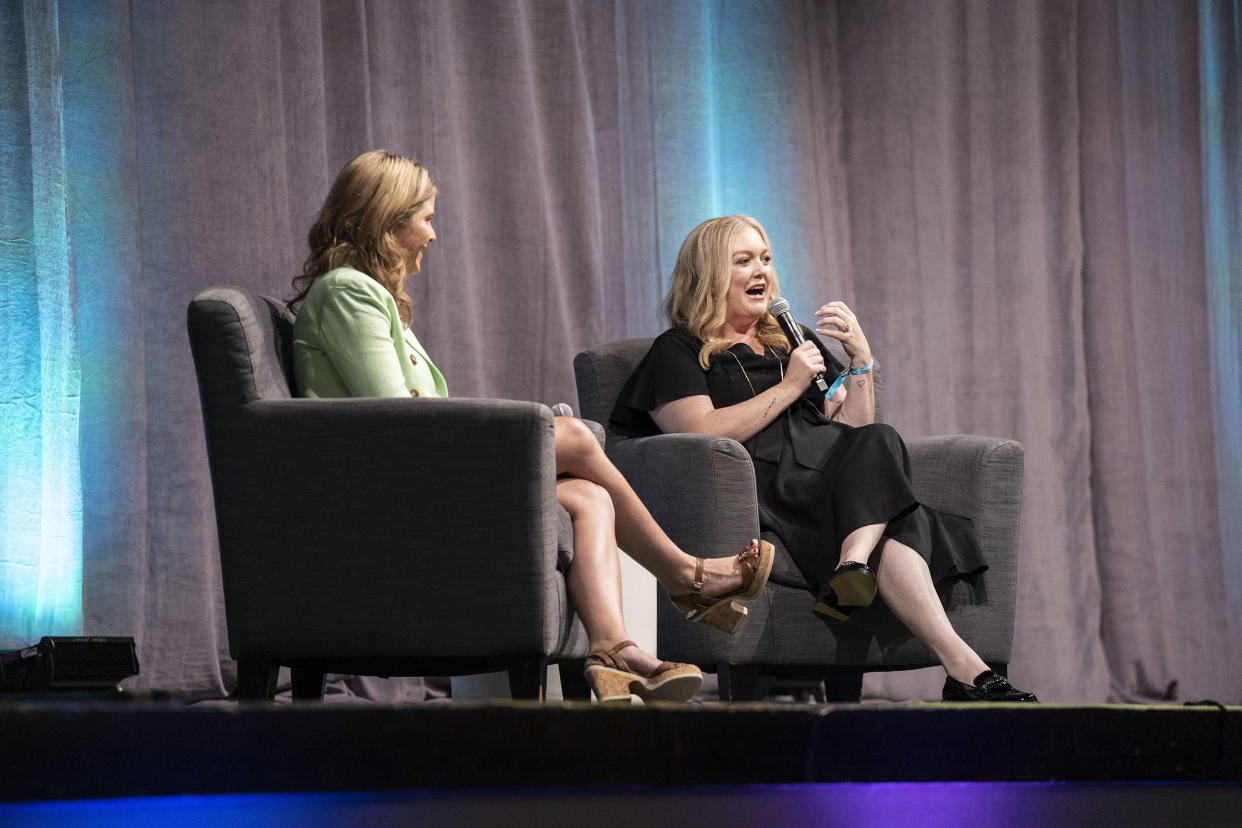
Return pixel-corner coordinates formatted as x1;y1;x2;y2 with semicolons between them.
610;327;986;602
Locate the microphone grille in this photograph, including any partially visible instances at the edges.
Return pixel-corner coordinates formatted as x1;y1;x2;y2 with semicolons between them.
767;297;790;316
551;402;573;418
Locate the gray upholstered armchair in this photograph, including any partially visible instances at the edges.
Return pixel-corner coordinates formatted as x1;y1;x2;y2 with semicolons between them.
188;286;588;701
574;338;1023;701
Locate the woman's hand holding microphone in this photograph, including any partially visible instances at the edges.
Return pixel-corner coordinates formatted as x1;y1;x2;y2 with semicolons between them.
782;340;829;396
770;296;874;409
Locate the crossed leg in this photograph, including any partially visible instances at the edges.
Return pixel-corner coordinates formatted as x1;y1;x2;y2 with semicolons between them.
553;416;753;599
841;524;989;684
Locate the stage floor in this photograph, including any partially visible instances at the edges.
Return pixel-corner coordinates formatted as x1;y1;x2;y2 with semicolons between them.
2;697;1239;805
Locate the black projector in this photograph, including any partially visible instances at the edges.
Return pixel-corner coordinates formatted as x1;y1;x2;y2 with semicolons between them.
0;636;139;693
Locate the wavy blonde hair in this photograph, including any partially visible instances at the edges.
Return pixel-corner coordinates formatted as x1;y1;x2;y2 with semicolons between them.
665;215;789;369
290;149;437;327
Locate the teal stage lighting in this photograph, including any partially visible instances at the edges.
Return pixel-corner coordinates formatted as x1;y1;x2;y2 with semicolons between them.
0;0;83;646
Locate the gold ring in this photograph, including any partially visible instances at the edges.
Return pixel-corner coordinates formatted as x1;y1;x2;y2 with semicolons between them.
840;323;851;333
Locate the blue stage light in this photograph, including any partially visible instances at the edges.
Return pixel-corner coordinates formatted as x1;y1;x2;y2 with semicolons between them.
1199;0;1242;619
0;783;1233;827
0;0;83;646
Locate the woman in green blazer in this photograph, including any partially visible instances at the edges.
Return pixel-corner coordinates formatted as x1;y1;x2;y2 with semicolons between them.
289;150;773;703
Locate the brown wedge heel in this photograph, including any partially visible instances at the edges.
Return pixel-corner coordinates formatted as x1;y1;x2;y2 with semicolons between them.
583;640;702;705
668;539;775;634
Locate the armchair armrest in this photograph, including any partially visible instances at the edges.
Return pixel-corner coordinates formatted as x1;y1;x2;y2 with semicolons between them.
606;433;759;557
906;434;1023;523
205;396;564;658
906;434;1023;647
906;435;1023;566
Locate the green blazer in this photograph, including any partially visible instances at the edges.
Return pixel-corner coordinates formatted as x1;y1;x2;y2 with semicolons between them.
292;267;448;399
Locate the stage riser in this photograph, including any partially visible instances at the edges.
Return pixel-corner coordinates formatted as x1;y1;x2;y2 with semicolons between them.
2;701;1239;802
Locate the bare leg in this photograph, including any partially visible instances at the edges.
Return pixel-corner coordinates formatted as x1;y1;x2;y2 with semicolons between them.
840;523;884;566
554;417;750;598
556;476;662;676
870;538;989;684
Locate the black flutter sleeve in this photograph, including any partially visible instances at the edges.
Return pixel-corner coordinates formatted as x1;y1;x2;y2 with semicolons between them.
609;329;707;438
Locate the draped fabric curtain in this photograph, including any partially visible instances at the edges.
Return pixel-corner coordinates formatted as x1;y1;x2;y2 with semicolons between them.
1078;0;1228;703
1;0;86;648
1201;0;1242;646
2;0;1238;703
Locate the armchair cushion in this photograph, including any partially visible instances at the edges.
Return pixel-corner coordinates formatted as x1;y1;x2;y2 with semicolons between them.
208;396;570;659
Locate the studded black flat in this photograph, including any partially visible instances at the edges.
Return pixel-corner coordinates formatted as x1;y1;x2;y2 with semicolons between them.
942;669;1038;702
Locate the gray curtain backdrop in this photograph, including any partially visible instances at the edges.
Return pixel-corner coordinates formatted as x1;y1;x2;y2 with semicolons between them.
6;0;1239;703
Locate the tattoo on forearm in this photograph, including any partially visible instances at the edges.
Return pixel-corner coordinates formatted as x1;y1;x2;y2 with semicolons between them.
856;379;865;389
763;396;776;418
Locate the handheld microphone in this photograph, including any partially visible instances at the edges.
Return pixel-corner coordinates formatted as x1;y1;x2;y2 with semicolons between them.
551;403;574;417
768;297;830;394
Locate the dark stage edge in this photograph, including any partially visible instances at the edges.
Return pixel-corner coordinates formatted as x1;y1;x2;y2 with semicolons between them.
1;699;1239;801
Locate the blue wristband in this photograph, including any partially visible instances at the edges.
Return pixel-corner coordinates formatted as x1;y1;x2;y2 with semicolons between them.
824;360;874;399
825;372;848;399
848;360;874;375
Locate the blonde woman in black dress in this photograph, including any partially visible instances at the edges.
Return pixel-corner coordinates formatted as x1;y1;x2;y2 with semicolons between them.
611;215;1036;703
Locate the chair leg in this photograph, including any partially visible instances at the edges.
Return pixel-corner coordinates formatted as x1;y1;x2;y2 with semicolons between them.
822;669;864;702
718;663;763;701
291;668;327;702
557;658;592;701
234;659;278;700
508;659;548;701
794;682;827;703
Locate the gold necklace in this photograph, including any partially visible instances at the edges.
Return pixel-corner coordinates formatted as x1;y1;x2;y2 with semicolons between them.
726;344;784;398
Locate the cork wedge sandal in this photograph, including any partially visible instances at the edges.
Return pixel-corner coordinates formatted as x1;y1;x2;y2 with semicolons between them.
667;539;775;634
583;640;702;705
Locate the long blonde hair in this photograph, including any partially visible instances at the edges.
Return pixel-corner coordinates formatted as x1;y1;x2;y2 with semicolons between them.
290;149;437;327
665;215;789;369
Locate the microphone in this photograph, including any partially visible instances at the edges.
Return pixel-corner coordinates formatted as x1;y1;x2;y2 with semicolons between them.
768;297;830;394
551;402;574;417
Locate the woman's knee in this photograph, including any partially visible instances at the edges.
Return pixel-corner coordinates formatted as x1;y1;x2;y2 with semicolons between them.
554;416;603;466
557;477;614;520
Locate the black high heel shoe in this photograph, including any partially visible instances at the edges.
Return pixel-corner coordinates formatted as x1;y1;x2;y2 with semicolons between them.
812;562;877;622
942;670;1038;702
